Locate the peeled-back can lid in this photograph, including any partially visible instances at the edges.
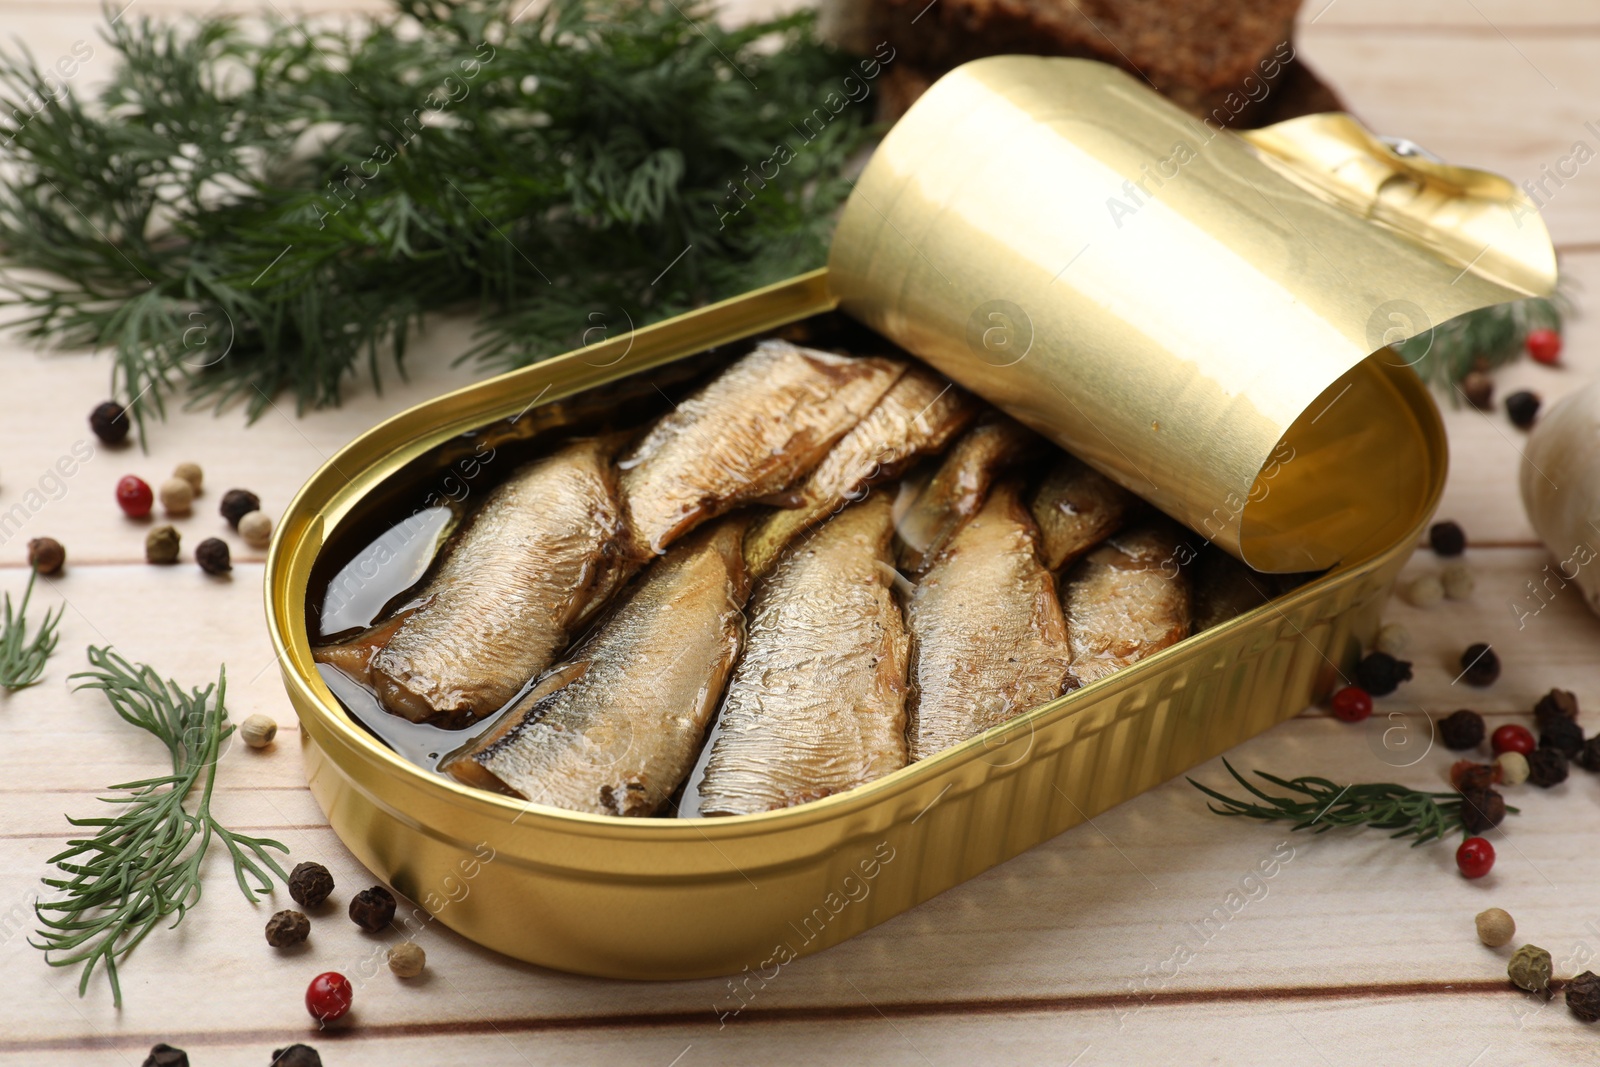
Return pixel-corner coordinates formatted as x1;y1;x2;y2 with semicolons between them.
828;56;1557;572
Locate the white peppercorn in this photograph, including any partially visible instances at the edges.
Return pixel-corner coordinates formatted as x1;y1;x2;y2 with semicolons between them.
388;941;426;978
172;462;203;495
1496;750;1530;786
1441;562;1475;600
240;714;277;749
238;510;273;549
1475;907;1515;947
1403;574;1444;607
1374;622;1410;657
158;477;193;516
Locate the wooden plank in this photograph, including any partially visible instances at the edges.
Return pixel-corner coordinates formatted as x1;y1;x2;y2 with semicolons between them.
1303;0;1600;30
1293;32;1600;250
3;998;1600;1067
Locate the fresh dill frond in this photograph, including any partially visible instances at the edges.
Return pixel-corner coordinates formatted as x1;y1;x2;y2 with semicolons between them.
0;568;63;690
0;0;873;440
1189;758;1516;845
32;647;288;1006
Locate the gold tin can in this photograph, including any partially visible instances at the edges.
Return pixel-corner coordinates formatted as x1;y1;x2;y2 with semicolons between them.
266;58;1551;979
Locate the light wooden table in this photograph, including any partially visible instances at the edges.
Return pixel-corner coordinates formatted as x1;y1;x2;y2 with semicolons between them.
4;1;1600;1063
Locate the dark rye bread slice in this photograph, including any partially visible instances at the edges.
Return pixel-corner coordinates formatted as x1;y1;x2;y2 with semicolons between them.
825;0;1340;129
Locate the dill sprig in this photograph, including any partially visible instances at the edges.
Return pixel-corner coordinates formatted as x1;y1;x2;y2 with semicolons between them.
0;568;63;690
32;647;288;1006
1397;293;1568;397
0;0;870;441
1189;758;1516;845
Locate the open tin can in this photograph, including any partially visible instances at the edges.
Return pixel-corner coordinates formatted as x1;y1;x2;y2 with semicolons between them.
265;57;1555;978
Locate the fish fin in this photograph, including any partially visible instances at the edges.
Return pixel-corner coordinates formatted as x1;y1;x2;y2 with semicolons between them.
310;607;417;685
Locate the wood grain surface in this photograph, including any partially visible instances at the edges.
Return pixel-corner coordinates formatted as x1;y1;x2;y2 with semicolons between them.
3;2;1599;1064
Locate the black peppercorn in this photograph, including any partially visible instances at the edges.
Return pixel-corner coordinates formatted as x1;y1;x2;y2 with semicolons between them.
27;536;65;575
1540;717;1585;759
89;400;130;445
142;1045;188;1067
1453;761;1496;793
1580;736;1600;773
1355;651;1412;696
1458;785;1506;833
265;909;310;948
1505;390;1541;429
1526;747;1569;788
195;537;231;575
1568;971;1600;1023
1534;688;1580;731
1438;709;1485;751
288;861;335;908
1458;643;1500;687
220;488;261;529
271;1045;323;1067
1428;520;1466;557
349;885;397;931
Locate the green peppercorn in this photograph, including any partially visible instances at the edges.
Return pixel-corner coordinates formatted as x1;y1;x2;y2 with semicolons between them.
1509;944;1553;993
145;525;180;565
